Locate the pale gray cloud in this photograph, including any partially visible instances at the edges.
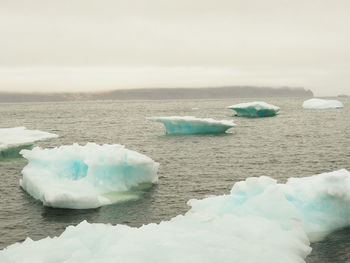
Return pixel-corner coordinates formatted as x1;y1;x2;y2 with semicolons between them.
0;0;349;96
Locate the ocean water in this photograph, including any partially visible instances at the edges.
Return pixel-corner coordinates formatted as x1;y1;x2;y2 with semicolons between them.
0;98;349;262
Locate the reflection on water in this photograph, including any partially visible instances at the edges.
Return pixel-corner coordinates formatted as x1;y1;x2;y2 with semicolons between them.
102;183;156;204
0;144;33;159
307;227;350;263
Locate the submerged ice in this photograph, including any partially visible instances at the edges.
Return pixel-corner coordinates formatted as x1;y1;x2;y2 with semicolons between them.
227;101;280;117
147;116;235;135
0;127;58;158
19;143;159;209
302;98;344;109
3;169;350;262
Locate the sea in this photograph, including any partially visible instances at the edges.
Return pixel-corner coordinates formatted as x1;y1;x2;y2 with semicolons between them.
0;97;349;262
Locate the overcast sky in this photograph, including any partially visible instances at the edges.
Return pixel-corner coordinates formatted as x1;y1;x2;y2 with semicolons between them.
0;0;349;96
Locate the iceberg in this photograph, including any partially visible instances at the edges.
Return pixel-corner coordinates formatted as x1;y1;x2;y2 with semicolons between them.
19;143;159;209
227;101;280;117
0;215;310;263
0;209;311;263
188;169;350;242
3;169;350;262
302;98;344;109
147;116;235;135
0;127;58;158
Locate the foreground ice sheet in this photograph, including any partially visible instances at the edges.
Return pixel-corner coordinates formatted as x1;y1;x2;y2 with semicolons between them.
302;98;344;109
147;116;235;135
0;127;58;158
0;215;310;263
3;170;350;262
20;143;159;209
227;101;280;117
189;169;350;242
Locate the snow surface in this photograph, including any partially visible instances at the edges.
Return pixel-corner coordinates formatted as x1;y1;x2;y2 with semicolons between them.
0;215;310;263
147;116;235;135
227;101;280;117
19;143;159;209
302;98;344;109
0;127;57;154
188;169;350;242
3;169;350;262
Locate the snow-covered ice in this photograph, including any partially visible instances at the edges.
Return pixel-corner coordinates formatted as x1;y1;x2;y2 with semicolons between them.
227;101;280;117
188;169;350;242
302;98;344;109
147;116;235;135
3;169;350;262
19;143;159;209
0;127;58;158
0;215;310;263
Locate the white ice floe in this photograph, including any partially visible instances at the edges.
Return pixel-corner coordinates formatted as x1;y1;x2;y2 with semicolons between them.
0;215;310;263
147;116;235;135
19;143;159;209
188;169;350;242
302;98;344;109
3;169;350;262
227;101;280;117
0;127;57;156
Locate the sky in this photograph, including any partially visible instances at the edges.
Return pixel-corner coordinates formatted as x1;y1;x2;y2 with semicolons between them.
0;0;349;96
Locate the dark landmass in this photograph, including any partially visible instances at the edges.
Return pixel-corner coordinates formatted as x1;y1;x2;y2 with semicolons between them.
0;86;313;103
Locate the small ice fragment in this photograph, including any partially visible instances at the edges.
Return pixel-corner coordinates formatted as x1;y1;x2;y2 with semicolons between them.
227;101;280;117
147;116;235;135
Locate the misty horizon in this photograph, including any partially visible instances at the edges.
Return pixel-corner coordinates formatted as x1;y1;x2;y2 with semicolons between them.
1;0;349;96
0;86;314;103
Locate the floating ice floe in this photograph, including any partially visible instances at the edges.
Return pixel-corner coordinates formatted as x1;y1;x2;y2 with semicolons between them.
0;127;58;158
0;214;310;263
19;143;159;209
302;98;344;109
227;101;280;117
2;169;350;262
188;169;350;242
147;116;235;135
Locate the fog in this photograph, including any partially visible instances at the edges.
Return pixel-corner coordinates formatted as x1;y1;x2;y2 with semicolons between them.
1;0;349;96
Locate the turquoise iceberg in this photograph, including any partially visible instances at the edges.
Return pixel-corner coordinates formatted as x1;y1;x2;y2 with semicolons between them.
19;143;159;209
147;116;235;135
227;101;280;117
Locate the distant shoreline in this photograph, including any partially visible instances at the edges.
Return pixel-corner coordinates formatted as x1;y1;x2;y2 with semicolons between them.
0;86;313;103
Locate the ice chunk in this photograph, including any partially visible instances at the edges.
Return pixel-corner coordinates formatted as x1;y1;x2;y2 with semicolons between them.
188;169;350;242
4;170;350;262
227;101;280;117
0;127;57;158
147;116;235;135
0;213;310;263
19;143;159;209
302;98;344;109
